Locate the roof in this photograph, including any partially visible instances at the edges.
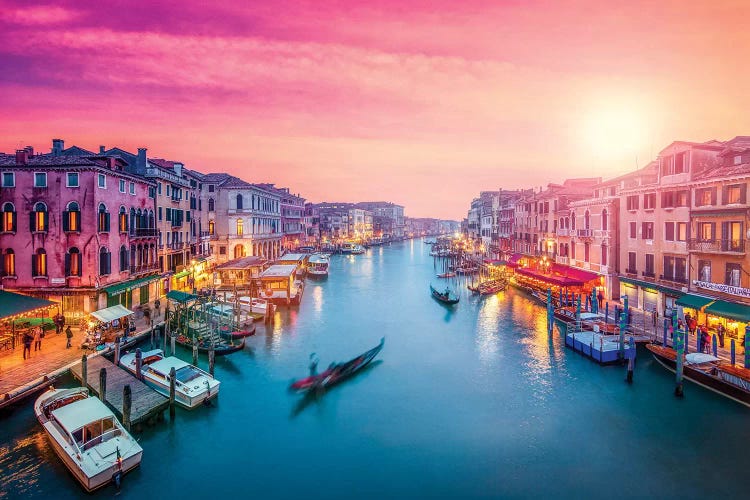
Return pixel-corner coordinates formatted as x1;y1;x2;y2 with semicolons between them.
202;173;230;183
149;158;179;170
52;396;113;432
692;162;750;182
149;356;189;375
90;304;134;323
276;253;307;262
0;154;106;167
166;290;198;304
260;264;297;278
102;275;160;296
0;290;56;319
215;256;267;270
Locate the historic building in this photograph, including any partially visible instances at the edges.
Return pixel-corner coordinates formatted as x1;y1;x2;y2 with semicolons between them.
257;184;306;251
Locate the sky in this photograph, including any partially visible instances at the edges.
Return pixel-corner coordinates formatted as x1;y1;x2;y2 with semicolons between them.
1;0;750;219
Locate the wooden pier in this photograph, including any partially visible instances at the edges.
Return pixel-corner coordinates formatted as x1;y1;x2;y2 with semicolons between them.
70;355;168;430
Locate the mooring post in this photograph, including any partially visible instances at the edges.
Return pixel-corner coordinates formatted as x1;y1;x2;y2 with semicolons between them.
546;288;553;334
162;324;167;354
192;338;199;367
605;302;609;324
675;331;684;398
712;334;718;357
170;331;176;358
81;355;88;387
626;336;635;384
731;338;736;365
99;367;107;402
135;348;142;381
618;312;626;361
209;343;215;377
169;366;176;420
745;325;750;368
114;338;121;366
663;318;668;347
123;385;132;430
150;326;155;349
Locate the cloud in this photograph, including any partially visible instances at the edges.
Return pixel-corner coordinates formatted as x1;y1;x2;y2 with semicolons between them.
0;4;79;25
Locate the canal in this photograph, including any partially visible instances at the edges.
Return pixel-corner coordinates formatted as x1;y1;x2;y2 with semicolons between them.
2;238;750;498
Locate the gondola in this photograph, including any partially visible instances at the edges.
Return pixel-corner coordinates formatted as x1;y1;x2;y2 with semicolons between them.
175;335;246;356
219;324;256;339
290;338;385;393
436;272;456;278
430;284;460;305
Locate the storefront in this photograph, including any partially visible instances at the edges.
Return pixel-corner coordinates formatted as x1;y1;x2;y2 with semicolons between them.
704;300;750;340
674;293;715;324
618;277;683;317
102;275;160;309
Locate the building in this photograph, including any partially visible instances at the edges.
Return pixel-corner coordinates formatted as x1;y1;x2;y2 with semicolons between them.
0;146;158;323
257;184;306;251
356;202;405;239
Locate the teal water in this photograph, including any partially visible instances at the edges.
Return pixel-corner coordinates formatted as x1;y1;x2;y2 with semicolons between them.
2;238;750;499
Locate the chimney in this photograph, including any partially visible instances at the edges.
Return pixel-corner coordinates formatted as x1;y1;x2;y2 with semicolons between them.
24;146;34;157
137;147;147;174
52;138;64;156
15;149;28;165
99;145;106;154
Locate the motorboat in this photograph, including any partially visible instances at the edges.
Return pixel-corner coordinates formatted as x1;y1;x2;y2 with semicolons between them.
437;272;456;278
307;254;330;277
119;349;220;409
34;387;143;492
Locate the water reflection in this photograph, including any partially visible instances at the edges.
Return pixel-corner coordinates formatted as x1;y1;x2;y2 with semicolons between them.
475;295;502;364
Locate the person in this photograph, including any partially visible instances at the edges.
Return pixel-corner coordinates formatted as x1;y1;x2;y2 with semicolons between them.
309;353;319;376
597;291;604;309
65;325;73;349
154;299;161;319
33;325;42;351
717;323;725;348
54;313;64;334
22;331;33;359
689;317;698;336
677;319;684;333
701;328;711;354
652;307;658;327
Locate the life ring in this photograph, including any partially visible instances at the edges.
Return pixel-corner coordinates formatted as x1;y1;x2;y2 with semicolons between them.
264;288;273;298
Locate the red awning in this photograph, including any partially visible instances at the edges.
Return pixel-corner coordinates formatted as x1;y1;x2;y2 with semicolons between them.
549;263;599;283
506;253;522;268
516;267;583;287
483;259;505;265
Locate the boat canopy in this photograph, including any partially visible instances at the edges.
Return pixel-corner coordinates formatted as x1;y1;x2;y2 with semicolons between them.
260;265;297;278
506;254;523;268
549;263;599;283
90;304;134;323
685;353;721;365
51;397;112;433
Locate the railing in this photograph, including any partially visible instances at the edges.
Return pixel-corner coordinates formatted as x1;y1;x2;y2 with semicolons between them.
642;270;655;278
556;255;569;265
577;228;593;237
129;228;157;237
130;264;161;274
687;238;745;253
556;228;570;236
594;229;611;239
625;268;638;275
660;274;688;284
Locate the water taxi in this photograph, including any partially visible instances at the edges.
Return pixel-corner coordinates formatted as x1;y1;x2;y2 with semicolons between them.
308;253;330;277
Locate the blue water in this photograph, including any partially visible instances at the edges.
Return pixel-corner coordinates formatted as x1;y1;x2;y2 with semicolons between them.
2;239;750;499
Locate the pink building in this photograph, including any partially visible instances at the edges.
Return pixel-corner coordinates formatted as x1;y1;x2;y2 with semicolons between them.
0;146;158;323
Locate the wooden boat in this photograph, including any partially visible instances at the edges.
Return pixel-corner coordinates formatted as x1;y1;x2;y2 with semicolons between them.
455;266;479;275
219;324;256;339
474;279;508;295
430;284;460;305
554;308;619;334
646;344;750;408
290;338;385;393
34;387;143;492
175;335;246;356
436;271;456;278
119;349;220;408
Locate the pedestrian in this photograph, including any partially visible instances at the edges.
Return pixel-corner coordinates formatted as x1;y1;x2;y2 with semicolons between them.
717;323;725;348
22;331;33;359
701;328;711;354
154;299;161;319
689;317;698;336
652;307;658;327
65;325;73;348
33;325;42;351
597;291;604;310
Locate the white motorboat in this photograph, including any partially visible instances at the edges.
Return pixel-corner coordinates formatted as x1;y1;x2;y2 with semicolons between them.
307;254;329;277
351;245;365;254
119;349;220;409
34;387;143;492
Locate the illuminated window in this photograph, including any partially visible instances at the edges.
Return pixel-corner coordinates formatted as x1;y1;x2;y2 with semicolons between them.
119;207;128;233
64;202;80;232
209;220;215;235
236;219;244;236
32;202;48;232
32;248;47;277
66;248;81;277
3;249;15;276
2;203;16;232
98;203;110;232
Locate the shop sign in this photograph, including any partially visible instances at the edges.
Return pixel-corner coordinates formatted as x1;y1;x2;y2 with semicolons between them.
50;278;65;285
693;280;750;299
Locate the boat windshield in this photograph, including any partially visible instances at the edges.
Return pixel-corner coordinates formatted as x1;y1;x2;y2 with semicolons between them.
73;417;121;451
174;365;202;383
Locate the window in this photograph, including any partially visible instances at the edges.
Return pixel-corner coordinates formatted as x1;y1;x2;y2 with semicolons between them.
698;222;715;241
158;182;162;195
237;219;244;236
98;204;110;232
2;172;14;187
32;248;47;277
2;203;16;233
661;190;689;208
570;211;576;230
734;155;743;165
641;222;654;240
676;222;687;242
698;260;711;282
725;263;741;287
663;256;674;279
209;220;215;235
644;254;655;277
626;195;639;211
208;185;215;193
2;249;15;276
34;172;47;188
166;185;170;197
66;248;82;277
98;173;106;188
219;245;226;255
31;202;48;232
148;186;156;198
119;245;128;272
208;198;215;211
601;245;608;266
584;210;590;229
695;187;716;207
644;193;656;210
237;194;244;210
601;209;608;231
627;252;636;273
722;221;743;251
166;208;171;222
99;247;111;276
675;257;686;282
119;179;126;193
723;184;746;205
661;153;687;176
584;242;590;262
63;202;81;233
129;182;135;195
665;222;675;241
629;221;636;239
158;207;162;221
67;172;79;187
119;207;128;233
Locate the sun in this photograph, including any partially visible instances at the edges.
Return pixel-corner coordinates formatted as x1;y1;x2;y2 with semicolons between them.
581;104;651;160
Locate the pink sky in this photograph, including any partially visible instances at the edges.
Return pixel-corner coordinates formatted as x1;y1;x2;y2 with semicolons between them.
1;0;750;219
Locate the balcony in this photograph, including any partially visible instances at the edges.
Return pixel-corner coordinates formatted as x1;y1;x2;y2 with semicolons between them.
659;274;688;285
594;229;611;239
577;228;593;238
625;268;638;275
129;228;157;238
642;270;655;279
556;228;570;237
130;263;160;275
556;255;569;265
687;238;745;254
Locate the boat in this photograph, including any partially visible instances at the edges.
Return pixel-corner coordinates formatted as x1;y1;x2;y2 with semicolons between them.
119;349;220;408
340;242;355;254
307;254;330;277
646;344;750;407
469;278;508;295
430;284;460;305
351;244;365;254
437;271;456;278
219;325;256;339
34;387;143;492
290;337;385;393
455;266;479;275
174;335;246;356
554;308;619;334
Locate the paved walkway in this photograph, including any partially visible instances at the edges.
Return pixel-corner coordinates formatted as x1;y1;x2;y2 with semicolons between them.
0;300;165;403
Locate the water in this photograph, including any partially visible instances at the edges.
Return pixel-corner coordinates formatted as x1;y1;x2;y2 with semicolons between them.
2;239;750;499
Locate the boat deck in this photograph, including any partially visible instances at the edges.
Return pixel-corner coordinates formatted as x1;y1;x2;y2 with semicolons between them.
70;356;168;430
565;329;636;365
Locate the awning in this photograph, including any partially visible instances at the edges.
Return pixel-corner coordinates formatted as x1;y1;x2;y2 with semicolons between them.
172;270;191;280
166;290;198;304
0;290;56;320
618;276;684;296
507;253;522;268
516;267;583;287
675;294;715;309
103;275;160;296
483;259;506;265
549;263;599;283
90;304;133;323
705;300;750;322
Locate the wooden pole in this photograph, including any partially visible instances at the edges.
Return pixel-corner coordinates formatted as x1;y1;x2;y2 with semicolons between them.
731;338;736;365
170;331;176;357
150;325;154;349
618;312;626;361
114;338;121;366
135;348;142;381
745;325;750;368
123;384;132;430
663;318;668;347
208;342;215;377
712;334;718;357
169;366;176;420
81;355;87;388
675;331;684;398
192;338;198;366
99;367;107;402
626;336;634;384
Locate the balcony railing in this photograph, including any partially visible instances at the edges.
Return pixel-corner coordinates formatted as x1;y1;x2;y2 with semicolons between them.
625;268;638;275
556;228;570;236
659;274;688;285
556;255;569;265
130;264;160;274
594;229;611;239
687;238;746;253
129;228;157;238
642;270;656;278
577;228;593;238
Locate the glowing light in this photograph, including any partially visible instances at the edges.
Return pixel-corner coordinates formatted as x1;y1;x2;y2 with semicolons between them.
580;100;651;159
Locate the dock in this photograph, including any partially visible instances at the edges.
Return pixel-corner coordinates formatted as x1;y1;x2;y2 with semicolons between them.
70;355;168;430
565;330;636;364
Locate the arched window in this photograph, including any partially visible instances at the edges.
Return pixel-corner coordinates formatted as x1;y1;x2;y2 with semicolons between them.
2;249;15;276
63;202;80;233
2;202;16;233
148;210;155;229
130;208;136;233
234;245;246;259
99;247;111;276
119;207;128;233
32;248;47;277
136;209;142;231
31;202;48;232
601;244;608;267
570;211;576;231
236;194;243;210
601;209;608;231
208;220;215;235
120;245;128;272
584;210;591;230
236;219;244;236
571;240;576;259
66;247;82;277
98;203;110;232
208;198;215;211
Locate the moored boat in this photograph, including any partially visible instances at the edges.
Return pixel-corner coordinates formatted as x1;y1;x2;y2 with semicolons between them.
119;349;220;408
430;284;460;305
34;387;143;492
174;335;246;356
308;254;330;277
437;271;456;278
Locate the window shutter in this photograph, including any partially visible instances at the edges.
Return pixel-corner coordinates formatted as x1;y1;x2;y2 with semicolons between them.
741;184;747;204
11;212;16;232
105;213;111;232
0;254;4;276
62;211;69;232
64;253;71;276
31;254;37;276
29;212;36;231
42;212;48;231
711;188;717;205
107;253;112;274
